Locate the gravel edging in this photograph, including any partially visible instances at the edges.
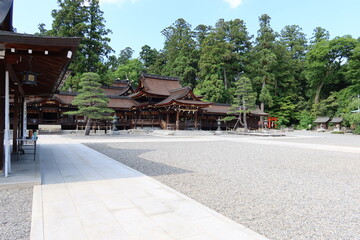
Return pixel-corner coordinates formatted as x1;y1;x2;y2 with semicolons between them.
0;183;34;240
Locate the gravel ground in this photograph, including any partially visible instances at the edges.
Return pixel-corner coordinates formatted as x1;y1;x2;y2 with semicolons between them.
86;139;360;240
0;184;33;240
256;131;360;148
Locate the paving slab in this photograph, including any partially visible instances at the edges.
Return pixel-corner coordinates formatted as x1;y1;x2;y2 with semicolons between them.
30;135;268;240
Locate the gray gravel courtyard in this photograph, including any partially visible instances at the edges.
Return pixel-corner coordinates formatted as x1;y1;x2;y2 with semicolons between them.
85;134;360;240
0;183;33;240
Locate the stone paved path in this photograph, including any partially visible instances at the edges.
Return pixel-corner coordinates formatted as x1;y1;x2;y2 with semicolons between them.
30;135;268;240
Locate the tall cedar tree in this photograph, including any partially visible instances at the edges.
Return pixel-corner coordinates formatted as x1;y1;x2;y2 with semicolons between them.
66;73;114;135
46;0;113;90
251;14;277;112
197;19;252;103
229;75;257;130
161;19;198;87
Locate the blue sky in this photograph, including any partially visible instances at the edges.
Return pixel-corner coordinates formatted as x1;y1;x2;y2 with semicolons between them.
13;0;360;57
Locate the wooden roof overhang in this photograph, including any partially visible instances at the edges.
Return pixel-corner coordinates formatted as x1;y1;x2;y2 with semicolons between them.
128;90;168;99
155;99;211;109
0;30;81;97
107;96;139;110
204;104;269;116
0;0;13;31
130;73;182;99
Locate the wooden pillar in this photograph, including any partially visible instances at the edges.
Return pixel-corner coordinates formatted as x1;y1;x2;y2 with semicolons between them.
166;113;169;125
12;91;19;152
0;61;5;171
176;111;180;130
194;111;198;130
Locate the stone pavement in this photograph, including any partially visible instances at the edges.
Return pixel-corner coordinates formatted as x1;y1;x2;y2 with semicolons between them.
30;135;268;240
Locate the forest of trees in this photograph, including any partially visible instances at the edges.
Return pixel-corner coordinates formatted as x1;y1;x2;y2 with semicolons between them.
38;0;360;130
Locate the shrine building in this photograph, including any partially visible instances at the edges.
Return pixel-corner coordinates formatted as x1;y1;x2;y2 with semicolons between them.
22;73;268;131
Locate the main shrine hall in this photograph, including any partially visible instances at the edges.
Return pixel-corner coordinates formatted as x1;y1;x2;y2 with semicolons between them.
21;73;268;131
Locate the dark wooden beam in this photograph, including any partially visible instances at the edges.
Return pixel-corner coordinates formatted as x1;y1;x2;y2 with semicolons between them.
0;60;5;171
12;90;19;152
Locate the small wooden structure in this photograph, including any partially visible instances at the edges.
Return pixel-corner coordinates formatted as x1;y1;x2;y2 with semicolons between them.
330;117;343;131
314;117;330;130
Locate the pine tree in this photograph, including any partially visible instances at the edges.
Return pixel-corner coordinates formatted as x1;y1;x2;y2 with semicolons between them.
66;72;114;135
229;75;257;130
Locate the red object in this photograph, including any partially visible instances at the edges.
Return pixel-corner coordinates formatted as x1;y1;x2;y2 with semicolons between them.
267;117;278;129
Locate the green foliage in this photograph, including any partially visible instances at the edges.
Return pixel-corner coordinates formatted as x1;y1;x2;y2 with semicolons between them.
113;59;144;87
259;85;273;107
229;76;257;129
139;45;159;70
160;18;198;87
297;111;315;129
195;74;228;103
310;27;330;45
66;72;114;120
353;125;360;134
232;76;257;112
305;36;358;105
44;0;113;90
197;18;252;103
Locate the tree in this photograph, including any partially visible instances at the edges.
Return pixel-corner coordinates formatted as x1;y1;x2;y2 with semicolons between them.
250;14;277;113
229;75;257;130
197;18;252;103
66;73;114;135
118;47;134;65
45;0;113;90
305;36;358;106
113;59;144;87
310;27;330;45
84;0;113;73
139;45;159;70
161;18;198;87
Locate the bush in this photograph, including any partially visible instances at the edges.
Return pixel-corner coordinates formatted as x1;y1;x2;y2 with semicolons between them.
353;125;360;135
297;111;314;130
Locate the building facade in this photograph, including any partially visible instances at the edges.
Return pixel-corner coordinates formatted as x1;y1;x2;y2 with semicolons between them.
19;73;268;131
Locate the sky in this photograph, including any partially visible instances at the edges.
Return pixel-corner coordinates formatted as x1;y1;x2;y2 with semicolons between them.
13;0;360;57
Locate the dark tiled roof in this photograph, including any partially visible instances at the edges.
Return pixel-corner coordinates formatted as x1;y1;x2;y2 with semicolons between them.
131;74;182;97
330;117;343;123
204;104;268;116
314;117;330;123
107;98;138;109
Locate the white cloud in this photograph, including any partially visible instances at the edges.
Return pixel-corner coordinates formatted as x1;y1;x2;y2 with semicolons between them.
224;0;243;8
99;0;139;6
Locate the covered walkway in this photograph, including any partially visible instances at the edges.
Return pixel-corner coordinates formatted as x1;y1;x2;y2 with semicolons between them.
30;135;267;240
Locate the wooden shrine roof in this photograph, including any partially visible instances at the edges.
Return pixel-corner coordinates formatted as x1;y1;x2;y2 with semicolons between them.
155;87;210;108
55;93;139;110
314;116;330;123
204;104;268;116
330;117;343;123
130;73;182;98
0;0;13;31
0;30;81;96
107;97;139;109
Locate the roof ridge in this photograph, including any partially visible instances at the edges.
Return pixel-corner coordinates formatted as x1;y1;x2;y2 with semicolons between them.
169;86;191;93
142;73;180;81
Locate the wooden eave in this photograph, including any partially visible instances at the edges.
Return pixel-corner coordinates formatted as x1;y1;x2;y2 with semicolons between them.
0;30;81;97
155;99;211;108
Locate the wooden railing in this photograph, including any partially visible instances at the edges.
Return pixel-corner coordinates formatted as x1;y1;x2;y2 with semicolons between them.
131;119;161;125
